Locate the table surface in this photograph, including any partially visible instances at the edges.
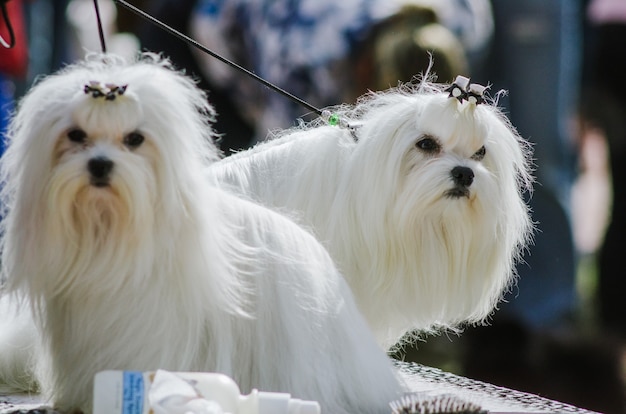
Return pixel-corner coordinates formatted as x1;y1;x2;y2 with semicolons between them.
395;361;600;413
0;361;601;414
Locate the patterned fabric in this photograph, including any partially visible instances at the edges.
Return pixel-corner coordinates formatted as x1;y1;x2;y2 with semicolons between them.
190;0;492;139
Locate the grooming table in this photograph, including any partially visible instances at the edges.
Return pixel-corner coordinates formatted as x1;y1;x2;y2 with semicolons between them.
0;362;600;414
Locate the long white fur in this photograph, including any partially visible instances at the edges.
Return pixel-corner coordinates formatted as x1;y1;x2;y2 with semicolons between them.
0;54;403;413
211;81;534;348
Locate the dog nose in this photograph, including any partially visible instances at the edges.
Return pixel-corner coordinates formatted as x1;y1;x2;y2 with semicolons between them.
451;166;474;187
88;156;114;179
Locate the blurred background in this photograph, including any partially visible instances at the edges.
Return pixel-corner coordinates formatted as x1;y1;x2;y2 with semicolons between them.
1;0;624;412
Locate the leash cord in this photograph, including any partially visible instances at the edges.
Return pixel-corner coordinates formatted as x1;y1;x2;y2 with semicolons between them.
112;0;324;117
93;0;107;53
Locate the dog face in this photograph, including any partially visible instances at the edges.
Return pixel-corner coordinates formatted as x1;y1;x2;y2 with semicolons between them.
56;83;169;233
0;55;219;297
340;90;532;341
403;95;527;216
7;58;216;226
352;91;528;217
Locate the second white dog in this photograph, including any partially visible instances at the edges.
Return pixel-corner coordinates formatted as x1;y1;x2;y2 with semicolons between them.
212;79;534;348
0;54;403;413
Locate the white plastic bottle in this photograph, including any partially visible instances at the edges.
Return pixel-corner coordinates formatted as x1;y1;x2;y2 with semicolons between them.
93;370;321;414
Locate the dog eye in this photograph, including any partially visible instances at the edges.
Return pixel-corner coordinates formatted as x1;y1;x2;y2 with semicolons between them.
471;145;486;161
67;128;87;143
416;136;440;153
123;132;145;149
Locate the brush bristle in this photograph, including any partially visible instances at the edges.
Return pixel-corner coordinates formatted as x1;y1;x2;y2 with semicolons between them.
390;393;487;414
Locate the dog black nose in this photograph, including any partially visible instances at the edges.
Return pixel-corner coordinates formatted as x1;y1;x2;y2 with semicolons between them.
88;157;114;180
451;166;474;187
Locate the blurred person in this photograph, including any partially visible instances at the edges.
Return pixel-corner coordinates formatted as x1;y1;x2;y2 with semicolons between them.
347;5;469;102
189;0;493;146
582;0;626;339
469;0;581;336
456;2;625;412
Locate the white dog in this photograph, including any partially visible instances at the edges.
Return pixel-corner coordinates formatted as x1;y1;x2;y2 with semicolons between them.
0;54;404;413
211;78;534;348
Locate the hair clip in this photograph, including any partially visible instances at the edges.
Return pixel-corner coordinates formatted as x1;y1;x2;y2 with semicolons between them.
446;76;488;105
446;75;470;102
466;83;487;105
84;81;128;101
321;109;361;130
321;110;341;127
321;109;362;141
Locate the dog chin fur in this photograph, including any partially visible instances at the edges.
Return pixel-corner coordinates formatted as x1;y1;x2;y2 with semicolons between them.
0;54;403;413
212;82;534;349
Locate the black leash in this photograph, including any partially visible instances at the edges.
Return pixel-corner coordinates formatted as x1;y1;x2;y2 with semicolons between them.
112;0;324;118
93;0;107;53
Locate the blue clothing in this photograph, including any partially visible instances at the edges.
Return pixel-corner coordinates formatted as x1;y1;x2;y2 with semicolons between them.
191;0;493;139
482;0;582;329
0;74;14;153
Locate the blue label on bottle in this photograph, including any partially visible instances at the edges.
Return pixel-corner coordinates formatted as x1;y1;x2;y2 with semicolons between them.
122;371;144;414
